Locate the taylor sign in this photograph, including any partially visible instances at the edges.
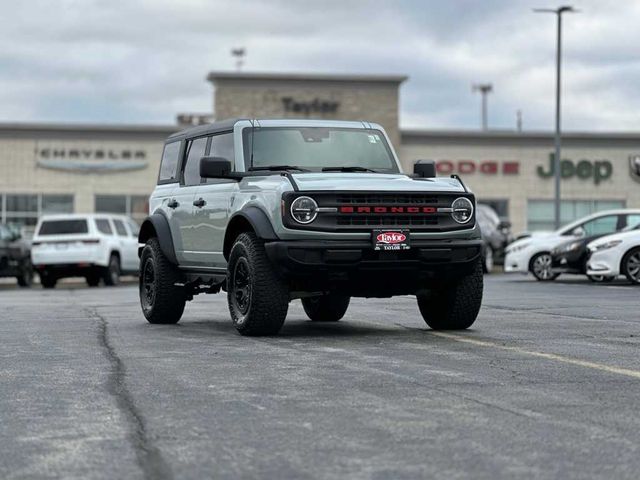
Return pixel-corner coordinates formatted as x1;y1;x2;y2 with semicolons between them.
435;160;520;175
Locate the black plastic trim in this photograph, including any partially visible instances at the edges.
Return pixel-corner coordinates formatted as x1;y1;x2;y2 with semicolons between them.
138;212;178;265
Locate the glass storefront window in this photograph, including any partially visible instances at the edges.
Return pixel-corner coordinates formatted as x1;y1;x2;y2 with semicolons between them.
527;200;626;232
1;193;75;230
95;194;149;224
42;195;74;214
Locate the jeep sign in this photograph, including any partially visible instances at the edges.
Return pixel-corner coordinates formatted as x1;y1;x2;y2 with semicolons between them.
537;154;613;185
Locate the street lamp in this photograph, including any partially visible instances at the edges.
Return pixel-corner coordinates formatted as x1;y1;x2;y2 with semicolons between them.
534;5;577;229
472;83;493;131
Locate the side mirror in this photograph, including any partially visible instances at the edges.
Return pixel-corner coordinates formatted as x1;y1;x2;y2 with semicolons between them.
413;160;436;178
498;220;511;230
200;156;232;178
572;226;585;237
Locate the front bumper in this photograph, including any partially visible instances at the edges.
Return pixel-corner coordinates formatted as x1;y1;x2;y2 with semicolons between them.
503;250;530;274
586;249;620;277
264;238;482;296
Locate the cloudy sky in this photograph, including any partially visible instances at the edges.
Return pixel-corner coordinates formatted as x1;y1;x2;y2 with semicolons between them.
1;0;638;131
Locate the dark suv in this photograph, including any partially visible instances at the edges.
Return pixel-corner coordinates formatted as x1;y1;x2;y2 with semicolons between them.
0;224;33;287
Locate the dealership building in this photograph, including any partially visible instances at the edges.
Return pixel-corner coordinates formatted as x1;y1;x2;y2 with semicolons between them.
1;71;639;234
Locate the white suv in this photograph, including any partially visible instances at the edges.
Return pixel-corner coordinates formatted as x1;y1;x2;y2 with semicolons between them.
31;214;140;288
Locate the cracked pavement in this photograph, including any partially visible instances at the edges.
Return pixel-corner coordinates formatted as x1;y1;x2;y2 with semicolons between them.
1;275;640;479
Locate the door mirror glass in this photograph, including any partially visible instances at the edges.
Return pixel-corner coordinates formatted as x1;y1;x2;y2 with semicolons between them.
200;156;232;178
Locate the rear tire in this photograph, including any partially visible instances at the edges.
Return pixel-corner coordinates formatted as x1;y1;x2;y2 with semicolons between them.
103;254;120;286
302;294;350;322
16;258;33;287
40;272;57;289
227;232;289;336
417;260;483;330
139;238;186;324
530;252;559;281
621;247;640;285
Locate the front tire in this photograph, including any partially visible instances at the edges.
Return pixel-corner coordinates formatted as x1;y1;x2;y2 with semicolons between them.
302;294;350;322
227;232;289;336
622;247;640;285
417;260;483;330
482;245;494;274
139;238;186;324
530;252;559;281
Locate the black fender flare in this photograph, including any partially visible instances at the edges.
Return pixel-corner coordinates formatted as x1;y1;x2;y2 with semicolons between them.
223;206;278;259
138;212;178;265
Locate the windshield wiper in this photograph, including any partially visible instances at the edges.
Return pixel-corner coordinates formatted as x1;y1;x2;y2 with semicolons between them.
321;166;379;173
249;165;311;172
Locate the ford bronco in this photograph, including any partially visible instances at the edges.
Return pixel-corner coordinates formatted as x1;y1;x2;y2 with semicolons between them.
138;119;483;335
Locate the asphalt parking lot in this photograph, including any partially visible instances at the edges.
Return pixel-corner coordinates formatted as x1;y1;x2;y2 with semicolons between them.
1;274;639;480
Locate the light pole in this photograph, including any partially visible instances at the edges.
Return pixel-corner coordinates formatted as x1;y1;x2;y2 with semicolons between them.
231;47;246;71
472;83;493;130
534;5;576;229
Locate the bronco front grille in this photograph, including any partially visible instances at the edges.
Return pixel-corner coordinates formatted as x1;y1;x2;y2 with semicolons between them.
282;191;475;233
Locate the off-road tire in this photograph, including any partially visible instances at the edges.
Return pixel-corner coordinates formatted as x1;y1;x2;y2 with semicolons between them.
530;252;560;281
103;254;120;286
621;247;640;285
417;260;483;330
139;238;186;324
16;258;33;287
40;272;57;289
302;294;350;322
227;232;289;336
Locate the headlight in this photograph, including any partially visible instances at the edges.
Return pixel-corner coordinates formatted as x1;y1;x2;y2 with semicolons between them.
590;239;622;252
506;242;531;254
290;196;318;224
451;197;474;224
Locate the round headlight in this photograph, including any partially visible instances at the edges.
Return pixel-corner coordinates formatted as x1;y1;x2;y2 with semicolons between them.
451;197;474;224
290;196;318;224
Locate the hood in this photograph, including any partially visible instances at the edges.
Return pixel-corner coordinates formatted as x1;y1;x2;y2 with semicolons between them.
290;173;466;193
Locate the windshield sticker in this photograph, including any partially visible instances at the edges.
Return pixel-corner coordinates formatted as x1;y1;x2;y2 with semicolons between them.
368;135;378;144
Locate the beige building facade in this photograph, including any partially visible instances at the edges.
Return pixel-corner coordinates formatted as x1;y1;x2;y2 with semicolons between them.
1;71;639;234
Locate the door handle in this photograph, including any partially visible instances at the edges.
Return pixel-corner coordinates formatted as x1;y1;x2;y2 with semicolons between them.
193;198;206;208
167;199;179;209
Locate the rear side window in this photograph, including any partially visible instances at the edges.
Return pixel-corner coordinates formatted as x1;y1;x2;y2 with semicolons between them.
182;137;208;186
38;219;88;235
127;219;140;237
95;219;113;235
159;141;181;182
113;219;128;237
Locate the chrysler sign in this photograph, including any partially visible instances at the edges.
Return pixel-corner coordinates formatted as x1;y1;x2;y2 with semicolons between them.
35;145;149;173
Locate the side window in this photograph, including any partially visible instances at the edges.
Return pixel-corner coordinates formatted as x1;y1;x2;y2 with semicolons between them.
159;141;181;182
182;137;208;186
205;132;235;183
625;214;640;229
113;219;128;237
581;215;619;236
95;219;113;235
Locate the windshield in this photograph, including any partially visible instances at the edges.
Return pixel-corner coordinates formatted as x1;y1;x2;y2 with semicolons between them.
242;127;399;172
38;219;88;235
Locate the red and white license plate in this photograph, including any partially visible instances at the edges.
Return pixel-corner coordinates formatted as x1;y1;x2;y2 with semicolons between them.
372;230;410;251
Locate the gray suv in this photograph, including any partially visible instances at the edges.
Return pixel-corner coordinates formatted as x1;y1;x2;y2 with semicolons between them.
138;119;483;335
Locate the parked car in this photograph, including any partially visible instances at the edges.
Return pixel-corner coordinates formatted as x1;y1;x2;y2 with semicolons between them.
0;223;33;287
31;214;140;288
477;203;512;272
138;118;483;335
586;226;640;285
504;209;640;281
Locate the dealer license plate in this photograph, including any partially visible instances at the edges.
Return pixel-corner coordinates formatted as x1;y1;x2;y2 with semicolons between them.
372;229;411;251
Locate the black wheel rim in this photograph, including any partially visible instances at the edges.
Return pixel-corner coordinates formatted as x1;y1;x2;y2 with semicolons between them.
141;257;156;312
110;257;120;284
233;258;251;316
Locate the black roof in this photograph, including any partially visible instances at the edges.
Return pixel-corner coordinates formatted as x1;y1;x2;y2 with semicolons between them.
167;118;247;142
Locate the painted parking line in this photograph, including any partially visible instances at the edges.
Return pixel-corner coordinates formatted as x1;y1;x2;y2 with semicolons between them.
429;331;640;380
